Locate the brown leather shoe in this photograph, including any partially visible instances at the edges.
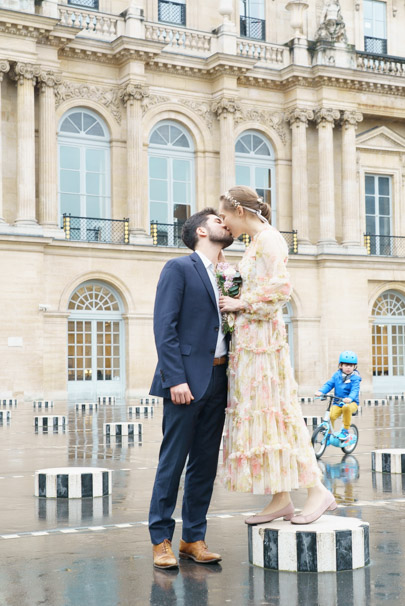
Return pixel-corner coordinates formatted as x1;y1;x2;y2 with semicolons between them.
179;539;222;564
153;539;178;569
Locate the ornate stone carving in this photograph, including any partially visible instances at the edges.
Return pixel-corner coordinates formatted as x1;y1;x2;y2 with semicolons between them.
119;82;149;105
141;94;171;115
285;108;314;127
0;60;10;82
234;106;288;144
314;107;340;126
211;97;242;118
54;81;122;124
39;71;62;89
178;98;214;130
315;0;348;43
340;110;363;127
10;62;41;83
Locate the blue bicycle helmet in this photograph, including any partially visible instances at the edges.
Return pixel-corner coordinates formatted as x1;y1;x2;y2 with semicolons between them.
339;350;358;364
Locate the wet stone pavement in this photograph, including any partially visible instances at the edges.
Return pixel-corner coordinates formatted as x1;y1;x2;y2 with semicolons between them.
0;400;404;606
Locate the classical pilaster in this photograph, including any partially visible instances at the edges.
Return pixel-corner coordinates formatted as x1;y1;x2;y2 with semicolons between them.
39;71;62;235
341;110;363;250
315;107;340;249
286;108;314;248
11;62;41;227
211;96;240;193
0;60;10;224
120;82;152;245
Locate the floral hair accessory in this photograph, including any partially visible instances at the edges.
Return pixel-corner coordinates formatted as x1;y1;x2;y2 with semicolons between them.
223;191;240;209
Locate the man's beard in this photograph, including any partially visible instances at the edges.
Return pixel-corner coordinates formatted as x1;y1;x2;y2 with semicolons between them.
207;228;234;249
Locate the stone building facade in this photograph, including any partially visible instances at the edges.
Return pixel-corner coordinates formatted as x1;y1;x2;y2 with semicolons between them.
0;0;404;401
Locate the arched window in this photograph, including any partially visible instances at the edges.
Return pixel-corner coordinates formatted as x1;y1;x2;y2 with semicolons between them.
149;120;195;246
58;109;111;230
67;282;124;399
235;130;276;225
372;290;405;392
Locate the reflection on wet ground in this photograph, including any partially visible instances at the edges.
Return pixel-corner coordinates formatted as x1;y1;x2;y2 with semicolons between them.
0;398;405;605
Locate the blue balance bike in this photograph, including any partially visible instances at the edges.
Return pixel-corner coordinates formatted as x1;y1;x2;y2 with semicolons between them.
311;395;359;460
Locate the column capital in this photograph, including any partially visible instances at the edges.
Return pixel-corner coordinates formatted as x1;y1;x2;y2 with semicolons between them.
119;82;149;105
340;110;363;128
285;107;314;127
0;60;10;81
211;96;241;119
38;70;62;90
314;107;340;127
10;62;41;84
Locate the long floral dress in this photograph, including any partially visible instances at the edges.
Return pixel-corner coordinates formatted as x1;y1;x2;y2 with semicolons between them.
222;226;321;494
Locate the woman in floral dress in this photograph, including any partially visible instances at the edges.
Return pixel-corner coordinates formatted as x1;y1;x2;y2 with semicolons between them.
218;185;336;525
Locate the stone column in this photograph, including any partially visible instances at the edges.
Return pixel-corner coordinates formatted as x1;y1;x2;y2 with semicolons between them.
212;97;240;194
39;71;61;234
0;60;10;224
286;108;314;246
12;62;40;227
315;107;340;249
120;82;152;244
341;110;363;249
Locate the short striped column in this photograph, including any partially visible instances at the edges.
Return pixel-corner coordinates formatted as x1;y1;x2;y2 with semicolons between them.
0;410;11;423
35;467;112;498
249;517;369;572
103;422;142;437
75;403;98;413
299;397;314;404
34;416;67;430
33;400;54;409
128;406;154;418
364;399;386;407
386;394;405;401
302;415;323;427
37;494;112;523
372;449;405;474
0;398;17;407
97;396;116;405
372;470;405;493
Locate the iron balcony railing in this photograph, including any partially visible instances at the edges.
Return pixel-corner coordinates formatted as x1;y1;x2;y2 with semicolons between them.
158;0;186;26
63;214;129;244
150;222;298;253
240;15;266;41
67;0;99;9
364;36;387;55
364;234;405;257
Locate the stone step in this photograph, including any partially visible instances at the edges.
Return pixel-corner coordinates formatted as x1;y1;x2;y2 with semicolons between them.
35;467;112;498
248;516;369;572
372;449;405;474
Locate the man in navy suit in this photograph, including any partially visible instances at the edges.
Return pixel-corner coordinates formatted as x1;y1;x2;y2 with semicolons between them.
149;208;234;569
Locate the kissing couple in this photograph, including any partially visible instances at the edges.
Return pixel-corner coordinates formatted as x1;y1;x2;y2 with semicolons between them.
148;185;336;569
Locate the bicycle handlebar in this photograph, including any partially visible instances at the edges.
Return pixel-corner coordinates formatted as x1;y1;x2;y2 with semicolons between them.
314;394;346;406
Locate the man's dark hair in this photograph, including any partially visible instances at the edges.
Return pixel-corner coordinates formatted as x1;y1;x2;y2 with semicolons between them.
181;207;218;250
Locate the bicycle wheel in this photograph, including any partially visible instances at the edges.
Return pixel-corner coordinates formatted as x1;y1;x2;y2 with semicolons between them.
312;424;328;459
341;424;359;454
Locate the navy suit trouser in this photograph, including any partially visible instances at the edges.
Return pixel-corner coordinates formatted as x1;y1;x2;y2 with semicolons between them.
148;365;227;545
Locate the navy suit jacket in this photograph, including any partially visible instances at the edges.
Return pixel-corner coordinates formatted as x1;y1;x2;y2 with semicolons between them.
150;251;227;402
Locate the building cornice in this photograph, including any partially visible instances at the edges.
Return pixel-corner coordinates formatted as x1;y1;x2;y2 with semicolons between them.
0;8;76;47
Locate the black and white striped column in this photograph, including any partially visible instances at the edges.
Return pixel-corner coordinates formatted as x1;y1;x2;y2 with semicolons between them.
97;396;116;405
386;394;405;401
33;400;54;409
302;416;323;427
34;416;67;430
128;406;154;418
35;467;112;498
75;403;98;413
1;398;17;407
299;397;314;404
0;410;11;422
372;449;405;474
248;517;370;571
364;399;386;407
103;422;142;437
372;470;405;493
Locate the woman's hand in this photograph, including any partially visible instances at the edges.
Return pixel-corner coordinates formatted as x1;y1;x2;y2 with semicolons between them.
219;296;245;313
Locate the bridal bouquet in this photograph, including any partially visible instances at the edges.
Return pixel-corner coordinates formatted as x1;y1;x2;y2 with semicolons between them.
216;262;242;335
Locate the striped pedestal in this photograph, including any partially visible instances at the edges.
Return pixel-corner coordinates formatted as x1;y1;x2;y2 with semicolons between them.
302;415;323;427
249;517;369;572
75;403;98;413
372;470;405;493
35;467;112;498
372;449;405;474
140;397;159;405
386;394;405;401
103;422;142;437
364;399;386;407
0;410;11;423
34;416;67;431
0;398;17;407
33;400;54;409
128;406;154;418
38;494;112;523
299;397;314;404
97;396;116;406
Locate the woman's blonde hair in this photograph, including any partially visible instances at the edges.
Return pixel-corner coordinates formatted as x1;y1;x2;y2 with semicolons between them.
219;185;271;222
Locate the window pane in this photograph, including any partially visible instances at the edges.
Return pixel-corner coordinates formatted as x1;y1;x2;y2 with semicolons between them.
378;177;390;196
150;202;168;223
379;216;390;236
235;164;251;185
86;149;105;172
366;215;375;234
173;159;190;181
60;193;81;217
60;117;80;134
150;130;167;146
86;123;104;137
150;157;167;179
60;146;80;170
174;204;191;221
150;179;168;202
173;181;187;203
60;170;80;194
365;195;375;215
86;197;102;218
235;139;250;154
255;167;271;188
379;197;390;216
172;134;189;148
365;175;375;195
86;173;101;196
70;112;83;131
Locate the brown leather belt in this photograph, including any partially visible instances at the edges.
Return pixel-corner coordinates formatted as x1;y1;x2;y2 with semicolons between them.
213;356;227;366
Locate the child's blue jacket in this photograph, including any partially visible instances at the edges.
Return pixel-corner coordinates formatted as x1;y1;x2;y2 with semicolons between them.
319;370;361;405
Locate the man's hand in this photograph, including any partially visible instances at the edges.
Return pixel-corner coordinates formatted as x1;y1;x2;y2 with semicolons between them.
170;383;194;405
219;295;245;313
343;398;352;404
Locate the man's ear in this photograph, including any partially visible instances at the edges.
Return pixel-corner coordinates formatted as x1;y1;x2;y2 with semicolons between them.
196;226;207;238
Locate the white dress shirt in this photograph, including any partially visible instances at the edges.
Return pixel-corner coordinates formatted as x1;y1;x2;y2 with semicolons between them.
195;250;228;357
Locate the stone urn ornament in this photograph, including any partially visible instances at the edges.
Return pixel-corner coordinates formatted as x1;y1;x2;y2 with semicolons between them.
286;1;309;39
